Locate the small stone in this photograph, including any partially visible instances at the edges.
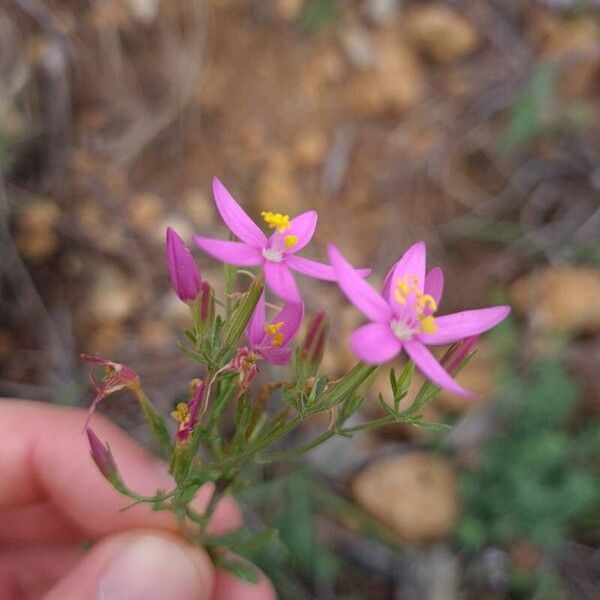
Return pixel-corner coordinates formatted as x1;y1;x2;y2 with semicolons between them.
293;129;328;168
127;192;164;234
348;30;424;116
161;293;192;328
88;321;126;355
362;0;399;27
125;0;160;24
153;215;194;248
16;199;60;261
274;0;304;21
138;319;171;350
353;453;459;543
88;266;137;322
404;4;479;63
510;267;600;334
341;26;377;69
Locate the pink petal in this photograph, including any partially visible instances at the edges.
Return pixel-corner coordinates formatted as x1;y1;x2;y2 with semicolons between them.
264;262;301;303
271;301;304;342
260;346;292;366
246;292;266;346
328;244;391;323
213;178;267;248
424;266;444;305
194;236;263;266
270;210;317;253
287;255;370;281
419;306;511;345
383;241;427;304
404;341;474;398
350;322;402;364
286;255;336;281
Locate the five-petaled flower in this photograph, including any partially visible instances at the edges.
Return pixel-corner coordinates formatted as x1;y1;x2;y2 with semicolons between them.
81;354;139;425
246;292;304;365
194;177;368;303
328;242;510;397
166;227;202;303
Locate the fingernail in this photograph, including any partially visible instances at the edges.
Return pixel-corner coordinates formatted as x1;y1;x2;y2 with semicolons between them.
98;534;209;600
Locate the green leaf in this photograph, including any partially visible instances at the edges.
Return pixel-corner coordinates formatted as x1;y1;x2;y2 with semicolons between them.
221;274;264;350
410;420;451;432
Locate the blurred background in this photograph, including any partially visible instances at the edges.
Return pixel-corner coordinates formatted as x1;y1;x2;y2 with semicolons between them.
1;0;599;598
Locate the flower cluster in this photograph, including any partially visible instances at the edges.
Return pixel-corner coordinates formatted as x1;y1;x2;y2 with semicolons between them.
82;176;510;579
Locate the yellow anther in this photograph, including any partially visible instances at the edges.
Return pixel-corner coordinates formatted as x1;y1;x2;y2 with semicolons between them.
170;402;189;424
419;315;438;333
265;321;284;336
261;211;290;233
284;234;298;248
417;294;437;313
271;332;284;347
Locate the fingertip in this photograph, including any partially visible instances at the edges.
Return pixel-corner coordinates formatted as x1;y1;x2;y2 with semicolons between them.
213;566;277;600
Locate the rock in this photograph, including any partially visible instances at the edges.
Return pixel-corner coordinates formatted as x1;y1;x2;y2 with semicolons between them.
348;30;424;116
341;26;377;70
127;192;164;234
88;321;126;355
404;4;479;63
161;293;192;328
88;266;137;323
510;267;600;334
153;215;195;248
435;342;496;414
353;453;459;543
293;129;328;168
274;0;304;21
16;199;60;261
362;0;399;27
138;319;171;350
125;0;160;24
539;16;600;99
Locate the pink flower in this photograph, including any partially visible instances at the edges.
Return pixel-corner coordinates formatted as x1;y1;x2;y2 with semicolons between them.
171;378;205;443
328;242;510;397
246;292;304;365
166;227;202;302
194;178;368;303
86;427;119;481
81;354;139;425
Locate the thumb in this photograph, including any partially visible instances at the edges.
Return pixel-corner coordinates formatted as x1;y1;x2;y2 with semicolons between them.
44;531;214;600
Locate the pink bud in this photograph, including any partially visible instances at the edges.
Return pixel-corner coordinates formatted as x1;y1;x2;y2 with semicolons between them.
301;312;327;374
199;281;215;330
166;227;202;302
441;336;479;375
86;427;119;482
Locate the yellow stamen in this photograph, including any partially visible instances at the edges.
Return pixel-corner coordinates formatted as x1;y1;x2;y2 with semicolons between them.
284;234;298;248
170;402;189;424
272;332;284;347
261;211;290;233
265;321;284;336
417;294;438;313
419;315;438;333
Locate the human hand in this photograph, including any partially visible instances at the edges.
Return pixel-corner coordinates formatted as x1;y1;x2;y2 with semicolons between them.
0;400;276;599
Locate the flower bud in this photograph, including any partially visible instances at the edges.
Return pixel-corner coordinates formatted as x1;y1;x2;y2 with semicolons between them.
441;335;479;375
86;427;120;483
166;227;202;303
301;311;327;375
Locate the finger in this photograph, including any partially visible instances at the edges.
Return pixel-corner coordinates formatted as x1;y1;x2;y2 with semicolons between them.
0;400;241;539
213;566;277;600
45;531;214;600
0;502;80;543
0;543;83;600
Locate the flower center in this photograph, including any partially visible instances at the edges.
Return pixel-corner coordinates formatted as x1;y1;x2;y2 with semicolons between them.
170;402;190;426
262;247;284;262
393;274;439;335
261;211;291;233
265;321;285;347
391;319;415;341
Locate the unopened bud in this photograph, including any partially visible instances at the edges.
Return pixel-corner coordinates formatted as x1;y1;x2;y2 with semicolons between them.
86;427;120;484
301;312;327;375
441;336;479;375
198;281;215;333
166;227;202;303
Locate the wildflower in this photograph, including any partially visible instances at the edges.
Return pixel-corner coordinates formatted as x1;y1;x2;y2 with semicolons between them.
171;378;204;443
329;242;510;397
246;292;304;365
230;347;260;393
81;354;139;424
86;427;120;483
194;178;368;303
166;227;202;303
